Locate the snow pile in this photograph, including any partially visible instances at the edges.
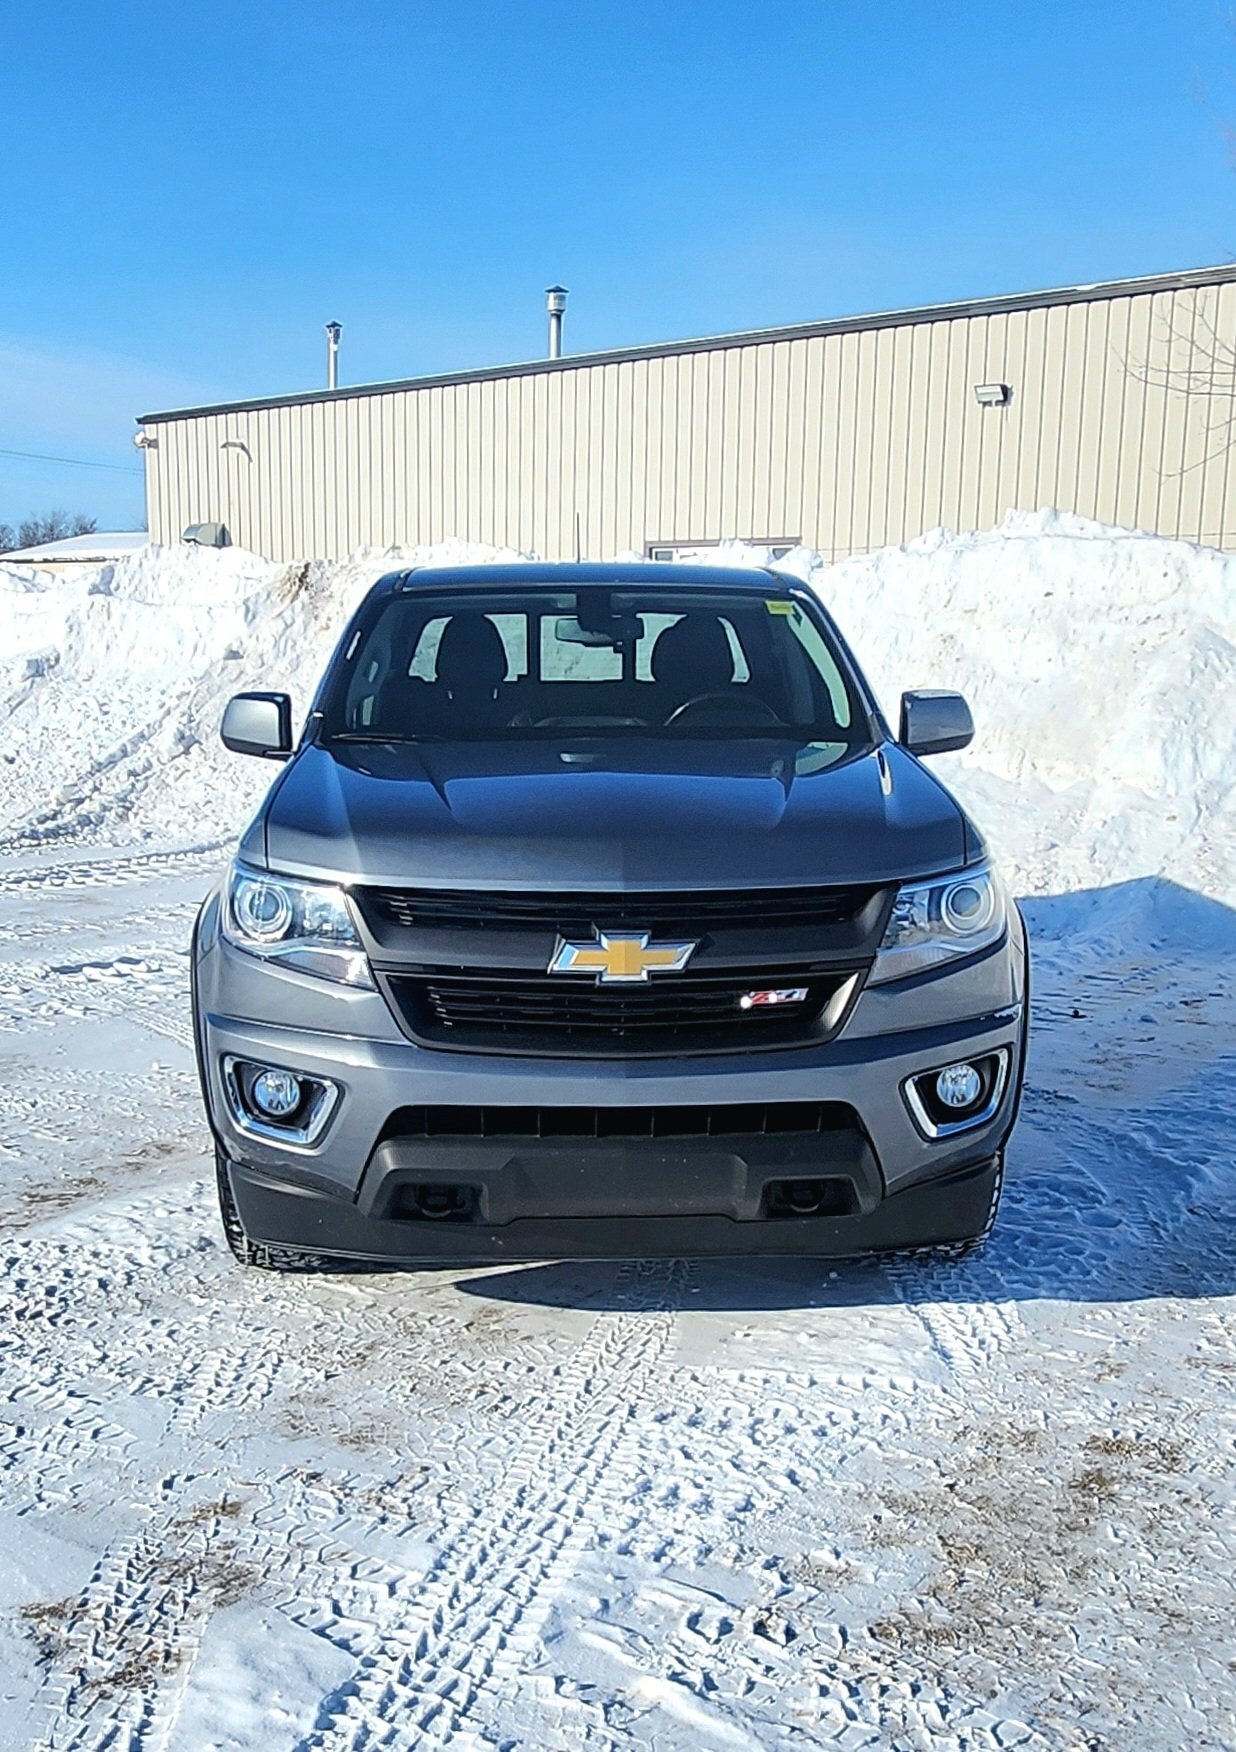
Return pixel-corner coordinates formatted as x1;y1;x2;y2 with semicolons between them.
1;538;524;848
798;510;1236;907
3;512;1234;915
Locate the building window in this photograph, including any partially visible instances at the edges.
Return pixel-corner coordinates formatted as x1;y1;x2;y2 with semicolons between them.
647;538;801;564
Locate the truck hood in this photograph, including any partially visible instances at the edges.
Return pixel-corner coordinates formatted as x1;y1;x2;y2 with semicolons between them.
255;738;969;890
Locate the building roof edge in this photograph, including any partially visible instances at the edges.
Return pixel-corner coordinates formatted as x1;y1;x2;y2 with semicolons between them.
138;262;1236;425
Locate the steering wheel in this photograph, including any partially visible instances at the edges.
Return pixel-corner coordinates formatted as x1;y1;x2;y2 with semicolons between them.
665;693;787;728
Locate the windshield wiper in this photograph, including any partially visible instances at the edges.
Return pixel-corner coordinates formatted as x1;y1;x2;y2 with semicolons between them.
327;731;443;744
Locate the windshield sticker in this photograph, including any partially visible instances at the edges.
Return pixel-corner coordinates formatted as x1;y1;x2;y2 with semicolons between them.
765;599;796;615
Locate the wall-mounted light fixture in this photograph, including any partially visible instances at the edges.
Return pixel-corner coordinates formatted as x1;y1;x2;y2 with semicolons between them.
974;382;1012;408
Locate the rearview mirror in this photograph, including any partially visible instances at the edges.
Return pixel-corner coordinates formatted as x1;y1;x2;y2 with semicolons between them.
221;692;293;760
554;613;642;647
899;689;973;756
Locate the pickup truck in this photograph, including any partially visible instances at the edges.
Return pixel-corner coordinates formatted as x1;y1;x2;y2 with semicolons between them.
191;561;1027;1269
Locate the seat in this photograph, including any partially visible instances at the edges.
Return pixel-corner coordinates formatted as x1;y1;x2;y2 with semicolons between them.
434;614;510;726
649;615;736;707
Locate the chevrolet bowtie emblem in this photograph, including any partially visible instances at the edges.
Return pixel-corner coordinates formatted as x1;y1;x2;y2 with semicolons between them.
548;930;697;985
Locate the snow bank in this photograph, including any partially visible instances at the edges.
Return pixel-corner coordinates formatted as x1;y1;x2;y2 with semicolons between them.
3;514;1234;922
0;538;523;848
799;509;1236;907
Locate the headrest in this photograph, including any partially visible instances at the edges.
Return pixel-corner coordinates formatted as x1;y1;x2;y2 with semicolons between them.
651;615;735;694
435;614;508;695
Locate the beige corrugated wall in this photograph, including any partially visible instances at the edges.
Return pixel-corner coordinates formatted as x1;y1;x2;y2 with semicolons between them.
144;277;1236;561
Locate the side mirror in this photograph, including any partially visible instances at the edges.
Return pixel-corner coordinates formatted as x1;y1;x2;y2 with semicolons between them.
899;689;974;756
221;692;293;760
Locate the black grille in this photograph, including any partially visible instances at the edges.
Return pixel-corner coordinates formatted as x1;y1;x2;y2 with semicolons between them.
384;966;856;1056
384;1101;855;1139
360;881;886;1056
362;883;878;936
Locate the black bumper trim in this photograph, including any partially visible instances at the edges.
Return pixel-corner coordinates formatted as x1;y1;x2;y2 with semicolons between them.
226;1152;999;1264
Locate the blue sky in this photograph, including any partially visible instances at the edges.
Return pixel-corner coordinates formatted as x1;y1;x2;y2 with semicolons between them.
3;0;1234;530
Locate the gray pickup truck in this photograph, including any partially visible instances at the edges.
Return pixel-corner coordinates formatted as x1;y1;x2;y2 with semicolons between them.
191;561;1027;1269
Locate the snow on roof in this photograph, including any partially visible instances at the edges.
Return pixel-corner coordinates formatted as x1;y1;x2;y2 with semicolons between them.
3;531;149;563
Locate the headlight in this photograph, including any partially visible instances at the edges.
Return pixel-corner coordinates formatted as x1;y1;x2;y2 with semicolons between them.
868;864;1006;985
222;864;374;987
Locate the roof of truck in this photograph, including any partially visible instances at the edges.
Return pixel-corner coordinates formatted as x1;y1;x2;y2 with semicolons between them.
381;561;797;594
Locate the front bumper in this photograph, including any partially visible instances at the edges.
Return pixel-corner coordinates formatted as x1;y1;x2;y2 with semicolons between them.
223;1151;1002;1263
193;894;1027;1262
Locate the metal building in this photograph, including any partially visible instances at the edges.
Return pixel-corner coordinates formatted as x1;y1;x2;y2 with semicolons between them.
137;263;1236;563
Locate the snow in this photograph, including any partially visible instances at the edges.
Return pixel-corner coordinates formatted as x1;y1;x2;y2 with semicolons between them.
1;513;1235;1750
2;530;151;563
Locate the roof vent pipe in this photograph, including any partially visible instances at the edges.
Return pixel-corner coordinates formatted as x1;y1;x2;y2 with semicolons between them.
546;286;568;359
325;320;342;390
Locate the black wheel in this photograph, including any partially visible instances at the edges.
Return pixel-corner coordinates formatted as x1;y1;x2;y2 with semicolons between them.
213;1148;337;1272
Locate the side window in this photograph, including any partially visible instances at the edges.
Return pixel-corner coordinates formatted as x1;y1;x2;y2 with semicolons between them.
344;622;394;727
787;609;852;727
636;613;677;680
488;613;528;680
721;619;750;683
409;616;448;680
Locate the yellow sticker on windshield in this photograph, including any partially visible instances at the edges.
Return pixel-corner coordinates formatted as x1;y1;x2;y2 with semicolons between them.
765;599;795;615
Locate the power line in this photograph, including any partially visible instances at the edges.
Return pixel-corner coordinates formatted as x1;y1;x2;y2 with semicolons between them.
0;446;143;477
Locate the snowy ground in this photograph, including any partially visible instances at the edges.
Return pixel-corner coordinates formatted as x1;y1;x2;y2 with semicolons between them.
2;518;1235;1750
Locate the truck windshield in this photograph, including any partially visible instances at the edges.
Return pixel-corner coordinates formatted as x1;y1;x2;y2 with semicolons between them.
322;585;870;745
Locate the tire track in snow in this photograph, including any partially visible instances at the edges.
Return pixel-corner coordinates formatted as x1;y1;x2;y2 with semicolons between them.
882;1253;1026;1386
0;951;196;1052
26;1319;285;1752
478;1364;1042;1752
2;1159;289;1752
0;843;224;897
289;1257;691;1751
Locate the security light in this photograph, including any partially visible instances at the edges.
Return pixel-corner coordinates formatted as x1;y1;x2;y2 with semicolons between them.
974;382;1012;407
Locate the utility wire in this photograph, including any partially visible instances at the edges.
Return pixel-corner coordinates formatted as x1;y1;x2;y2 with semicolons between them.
0;446;143;476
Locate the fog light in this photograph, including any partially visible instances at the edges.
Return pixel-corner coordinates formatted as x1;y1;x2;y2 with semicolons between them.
935;1062;983;1109
251;1068;302;1118
222;1057;340;1147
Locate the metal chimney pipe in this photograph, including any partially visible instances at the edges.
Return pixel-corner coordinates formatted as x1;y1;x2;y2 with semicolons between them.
325;320;342;389
545;286;568;359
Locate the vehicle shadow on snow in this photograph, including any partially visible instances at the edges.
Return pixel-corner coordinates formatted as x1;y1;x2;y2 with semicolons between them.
457;880;1236;1314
